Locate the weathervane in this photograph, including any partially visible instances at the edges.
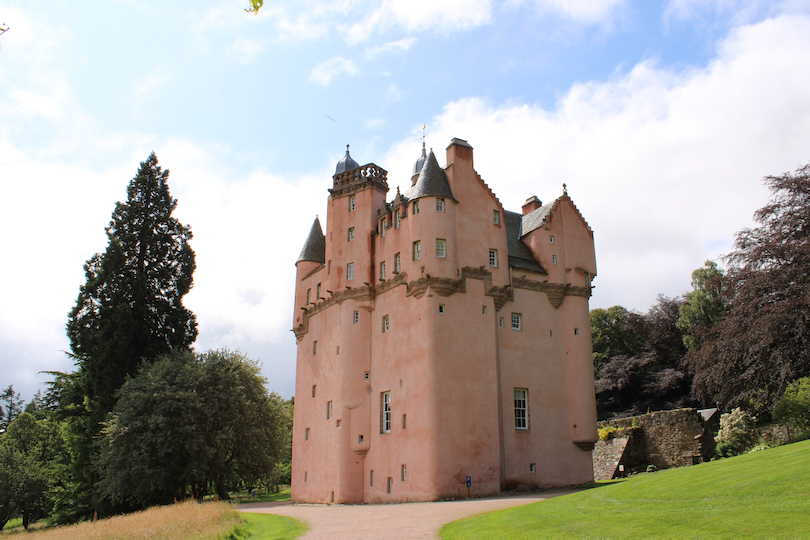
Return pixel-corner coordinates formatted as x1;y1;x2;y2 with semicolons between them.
421;123;426;147
563;183;568;196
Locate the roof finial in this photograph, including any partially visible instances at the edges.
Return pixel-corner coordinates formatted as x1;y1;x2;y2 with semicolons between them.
421;123;426;148
562;183;568;196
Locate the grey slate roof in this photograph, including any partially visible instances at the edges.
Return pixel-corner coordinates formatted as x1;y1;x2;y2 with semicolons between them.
335;146;360;176
403;149;456;202
297;217;326;265
505;210;546;274
411;143;427;179
519;200;556;238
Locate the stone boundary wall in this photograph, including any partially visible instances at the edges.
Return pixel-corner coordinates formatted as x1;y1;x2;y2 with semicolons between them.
598;408;711;471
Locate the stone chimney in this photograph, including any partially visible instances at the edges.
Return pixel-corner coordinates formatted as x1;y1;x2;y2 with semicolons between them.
522;196;542;215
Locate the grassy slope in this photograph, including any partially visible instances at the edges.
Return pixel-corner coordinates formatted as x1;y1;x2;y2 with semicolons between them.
441;439;810;539
238;513;308;540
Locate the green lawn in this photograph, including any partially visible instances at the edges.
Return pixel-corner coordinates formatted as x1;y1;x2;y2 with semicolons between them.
440;439;810;539
238;512;308;540
231;487;292;504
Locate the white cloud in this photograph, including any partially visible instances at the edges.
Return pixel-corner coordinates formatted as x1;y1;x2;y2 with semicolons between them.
383;14;810;312
134;67;171;97
514;0;628;25
663;0;810;25
387;83;402;101
364;36;417;58
308;57;359;86
227;38;269;64
345;0;492;44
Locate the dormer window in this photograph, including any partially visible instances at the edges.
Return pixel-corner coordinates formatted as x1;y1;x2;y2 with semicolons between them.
380;219;386;237
395;212;401;229
436;198;445;212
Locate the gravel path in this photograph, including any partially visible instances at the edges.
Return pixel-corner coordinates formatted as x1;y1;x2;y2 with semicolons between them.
239;490;578;540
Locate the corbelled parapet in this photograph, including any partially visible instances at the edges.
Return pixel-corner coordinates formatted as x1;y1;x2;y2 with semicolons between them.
330;163;389;199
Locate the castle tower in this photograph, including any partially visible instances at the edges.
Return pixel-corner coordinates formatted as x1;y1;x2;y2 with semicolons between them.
291;139;598;503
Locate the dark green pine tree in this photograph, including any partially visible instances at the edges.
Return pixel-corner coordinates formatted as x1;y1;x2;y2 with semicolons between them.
67;152;197;425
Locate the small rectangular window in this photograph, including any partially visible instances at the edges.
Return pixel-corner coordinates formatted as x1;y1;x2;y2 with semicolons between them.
413;201;420;214
499;317;504;328
575;327;580;336
312;341;317;355
312;385;316;398
394;252;401;272
353;310;360;324
552;255;557;266
436;198;445;212
511;313;522;331
381;391;391;433
348;227;355;241
347;262;354;280
387;477;393;494
370;470;374;487
336;346;339;355
489;249;498;268
413;241;421;260
402;414;407;429
316;283;321;299
494;210;500;224
359;434;364;444
436;239;446;258
380;261;386;280
328;260;331;274
306;288;311;305
350;195;356;211
515;388;528;430
336;419;341;427
549;236;555;244
364;371;370;380
438;304;445;314
305;427;310;441
482;306;487;314
382;315;389;333
327;400;333;420
304;471;307;482
401;464;407;481
530;463;536;473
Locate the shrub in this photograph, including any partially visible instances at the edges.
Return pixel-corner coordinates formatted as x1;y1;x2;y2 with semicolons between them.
598;426;616;441
774;377;810;435
714;408;757;457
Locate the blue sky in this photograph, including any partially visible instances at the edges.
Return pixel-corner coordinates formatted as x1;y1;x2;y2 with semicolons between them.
2;0;810;402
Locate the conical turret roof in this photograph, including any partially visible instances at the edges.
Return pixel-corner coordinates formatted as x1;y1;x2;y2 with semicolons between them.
335;145;360;175
404;149;456;201
296;217;326;265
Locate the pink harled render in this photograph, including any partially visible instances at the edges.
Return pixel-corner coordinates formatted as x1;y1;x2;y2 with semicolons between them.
291;138;598;504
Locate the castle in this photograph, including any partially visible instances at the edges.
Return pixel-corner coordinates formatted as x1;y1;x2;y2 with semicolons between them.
291;137;598;503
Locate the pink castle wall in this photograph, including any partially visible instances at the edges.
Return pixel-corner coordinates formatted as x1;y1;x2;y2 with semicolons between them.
291;138;597;503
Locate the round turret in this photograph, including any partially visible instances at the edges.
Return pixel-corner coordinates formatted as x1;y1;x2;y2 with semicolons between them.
335;145;359;175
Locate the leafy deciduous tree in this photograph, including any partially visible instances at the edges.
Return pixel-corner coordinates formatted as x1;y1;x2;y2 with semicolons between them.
590;306;644;377
96;350;286;509
677;260;727;350
687;163;810;415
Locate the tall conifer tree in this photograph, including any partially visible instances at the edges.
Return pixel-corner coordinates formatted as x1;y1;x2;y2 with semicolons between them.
67;152;197;424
